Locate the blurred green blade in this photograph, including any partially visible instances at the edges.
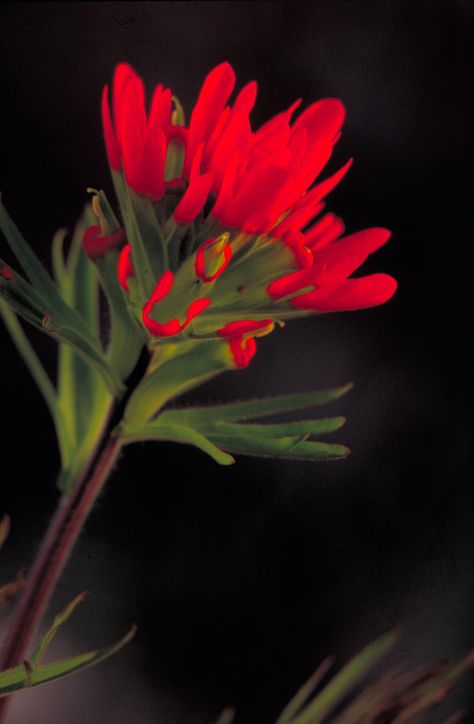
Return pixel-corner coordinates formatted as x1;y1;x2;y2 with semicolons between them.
0;626;136;697
290;630;398;724
45;318;124;396
0;196;62;302
276;659;334;724
166;384;353;426
118;422;235;465
0;260;50;329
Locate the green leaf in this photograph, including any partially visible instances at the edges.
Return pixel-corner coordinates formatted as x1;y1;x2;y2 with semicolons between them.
118;421;235;466
208;432;350;461
0;626;136;697
0;196;65;304
85;191;144;381
289;630;398;724
206;417;346;438
124;340;233;425
0;199;100;341
112;172;167;300
0;593;136;698
163;384;353;427
44;317;124;397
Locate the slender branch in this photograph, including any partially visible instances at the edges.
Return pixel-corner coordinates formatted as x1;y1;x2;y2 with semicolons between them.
0;435;123;721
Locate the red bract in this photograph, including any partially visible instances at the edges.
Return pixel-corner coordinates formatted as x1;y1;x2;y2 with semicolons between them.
101;61;397;367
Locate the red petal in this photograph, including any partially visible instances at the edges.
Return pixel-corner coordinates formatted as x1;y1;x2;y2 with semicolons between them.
141;128;167;200
83;226;124;260
218;166;289;232
304;213;345;250
148;84;172;132
208;112;252;192
173;173;213;224
313;228;392;284
291;273;397;312
211;151;240;219
185;62;236;175
217;319;272;338
232;81;258;115
291;99;346;141
306;158;353;206
195;237;232;282
267;267;316;298
118;244;133;291
229;336;257;368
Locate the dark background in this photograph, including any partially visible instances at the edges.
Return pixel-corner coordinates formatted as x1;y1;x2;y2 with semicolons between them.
0;1;471;722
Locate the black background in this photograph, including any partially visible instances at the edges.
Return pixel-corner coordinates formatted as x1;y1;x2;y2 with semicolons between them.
0;2;472;722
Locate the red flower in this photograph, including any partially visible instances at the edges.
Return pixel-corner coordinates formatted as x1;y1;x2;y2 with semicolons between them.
101;62;397;368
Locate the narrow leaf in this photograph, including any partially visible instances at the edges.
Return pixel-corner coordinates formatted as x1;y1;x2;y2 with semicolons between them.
211;417;346;438
118;422;235;465
0;625;136;697
276;658;334;724
31;592;88;668
290;630;398;724
208;433;350;461
0;196;62;303
164;384;353;426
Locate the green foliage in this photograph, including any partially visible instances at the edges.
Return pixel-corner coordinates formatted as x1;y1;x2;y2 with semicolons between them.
273;631;474;724
118;383;351;463
0;593;135;698
0;198;123;396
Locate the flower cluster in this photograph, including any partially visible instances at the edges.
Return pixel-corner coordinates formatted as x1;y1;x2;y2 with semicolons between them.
92;62;396;367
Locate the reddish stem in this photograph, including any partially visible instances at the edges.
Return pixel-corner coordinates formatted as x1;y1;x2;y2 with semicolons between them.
0;436;123;721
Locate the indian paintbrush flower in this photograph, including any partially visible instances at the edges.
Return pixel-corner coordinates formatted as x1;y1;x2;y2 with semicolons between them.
96;61;397;370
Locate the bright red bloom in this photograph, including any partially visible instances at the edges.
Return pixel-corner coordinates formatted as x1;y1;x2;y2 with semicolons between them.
229;336;257;368
83;225;124;260
102;62;397;365
142;270;210;337
118;244;133;291
195;235;232;282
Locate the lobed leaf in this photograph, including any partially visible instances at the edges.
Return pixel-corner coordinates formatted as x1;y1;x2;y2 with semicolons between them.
163;384;353;427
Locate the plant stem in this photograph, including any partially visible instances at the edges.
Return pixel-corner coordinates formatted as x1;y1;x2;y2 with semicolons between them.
0;435;123;721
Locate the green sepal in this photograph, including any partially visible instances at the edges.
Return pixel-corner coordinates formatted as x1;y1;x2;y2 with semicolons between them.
94;253;145;381
112;172;167;300
87;190;145;381
124;340;234;425
161;383;353;427
117;421;235;466
0;593;135;698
